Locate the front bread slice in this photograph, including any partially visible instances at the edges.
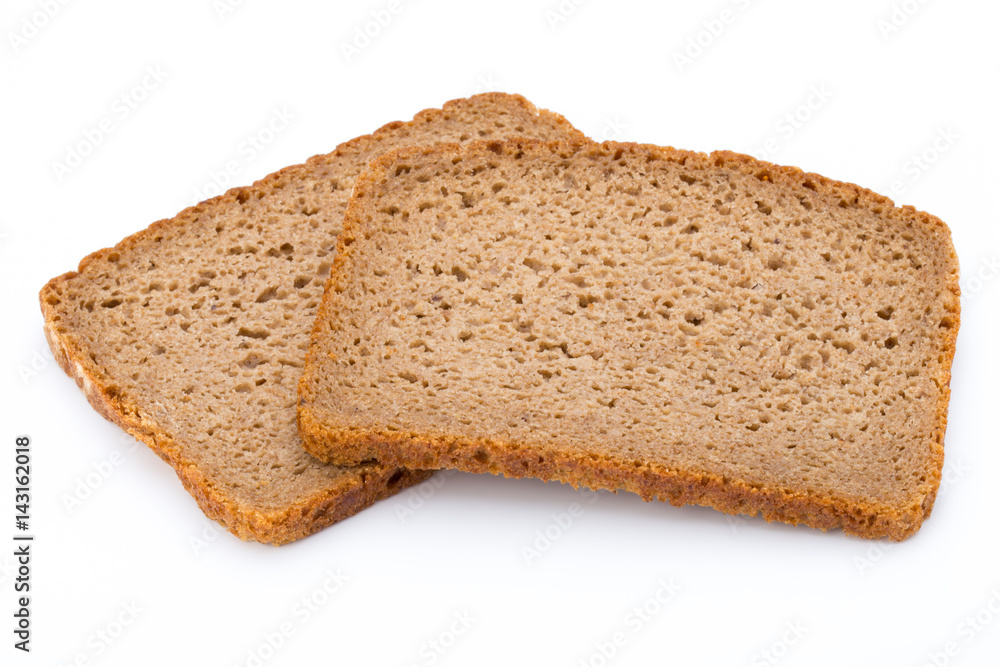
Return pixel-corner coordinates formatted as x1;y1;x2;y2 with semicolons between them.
298;140;960;541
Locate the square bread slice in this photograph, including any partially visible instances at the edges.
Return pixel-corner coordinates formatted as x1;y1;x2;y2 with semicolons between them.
39;95;585;545
298;140;961;541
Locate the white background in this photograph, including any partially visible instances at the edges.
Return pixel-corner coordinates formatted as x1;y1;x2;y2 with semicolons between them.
2;1;999;665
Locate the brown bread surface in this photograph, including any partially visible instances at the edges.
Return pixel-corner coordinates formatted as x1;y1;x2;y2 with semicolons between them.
39;95;584;545
299;140;961;541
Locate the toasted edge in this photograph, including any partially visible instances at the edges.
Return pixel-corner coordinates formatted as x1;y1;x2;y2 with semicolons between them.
298;139;961;541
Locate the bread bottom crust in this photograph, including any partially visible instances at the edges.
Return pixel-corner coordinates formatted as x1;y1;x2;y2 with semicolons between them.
299;407;934;542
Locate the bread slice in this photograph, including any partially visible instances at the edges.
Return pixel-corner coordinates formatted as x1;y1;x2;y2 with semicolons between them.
38;95;585;545
298;140;961;541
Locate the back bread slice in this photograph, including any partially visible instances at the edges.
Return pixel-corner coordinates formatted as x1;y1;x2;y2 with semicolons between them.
39;95;585;545
298;140;961;541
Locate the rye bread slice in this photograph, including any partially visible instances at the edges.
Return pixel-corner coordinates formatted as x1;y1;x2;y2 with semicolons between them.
298;140;961;541
39;95;585;545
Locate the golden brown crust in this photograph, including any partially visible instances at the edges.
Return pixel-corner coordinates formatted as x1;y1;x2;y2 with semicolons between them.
299;411;922;541
298;139;961;541
38;93;574;545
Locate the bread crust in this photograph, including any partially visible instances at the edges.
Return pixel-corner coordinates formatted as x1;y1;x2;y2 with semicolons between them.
298;139;961;541
39;94;577;545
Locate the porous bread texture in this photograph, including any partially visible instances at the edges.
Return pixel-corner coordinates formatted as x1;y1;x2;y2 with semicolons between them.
39;94;585;545
298;140;961;541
